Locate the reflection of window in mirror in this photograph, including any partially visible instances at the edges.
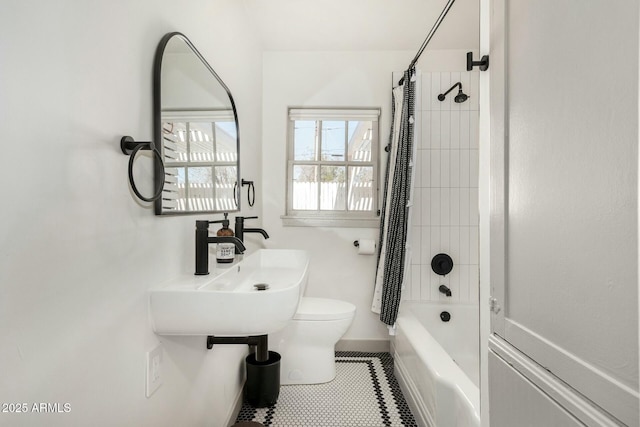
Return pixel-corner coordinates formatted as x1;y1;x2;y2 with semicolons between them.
283;108;381;227
161;112;237;212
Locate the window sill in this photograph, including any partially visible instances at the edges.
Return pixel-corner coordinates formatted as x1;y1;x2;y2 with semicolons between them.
281;215;380;228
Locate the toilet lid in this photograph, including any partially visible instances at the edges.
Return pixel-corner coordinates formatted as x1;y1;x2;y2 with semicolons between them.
294;297;356;321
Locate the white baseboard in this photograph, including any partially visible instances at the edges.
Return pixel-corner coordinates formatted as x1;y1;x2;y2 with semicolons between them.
336;339;390;353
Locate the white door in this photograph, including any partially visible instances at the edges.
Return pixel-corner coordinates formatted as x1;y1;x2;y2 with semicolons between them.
488;1;639;425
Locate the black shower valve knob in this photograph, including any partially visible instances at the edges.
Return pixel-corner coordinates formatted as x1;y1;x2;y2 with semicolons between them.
431;253;454;276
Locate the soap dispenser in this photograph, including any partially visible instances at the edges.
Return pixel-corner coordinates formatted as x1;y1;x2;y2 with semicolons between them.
215;213;235;264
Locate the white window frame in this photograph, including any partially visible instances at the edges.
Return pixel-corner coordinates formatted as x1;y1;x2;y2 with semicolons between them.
282;107;381;228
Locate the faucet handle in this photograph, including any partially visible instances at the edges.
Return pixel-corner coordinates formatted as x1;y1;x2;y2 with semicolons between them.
210;213;231;227
235;216;258;223
196;220;211;229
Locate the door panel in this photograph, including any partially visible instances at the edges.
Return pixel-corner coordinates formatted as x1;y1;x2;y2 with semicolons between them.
490;0;639;425
489;351;586;427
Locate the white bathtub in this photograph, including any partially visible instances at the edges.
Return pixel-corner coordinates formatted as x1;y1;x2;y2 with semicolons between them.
392;301;480;427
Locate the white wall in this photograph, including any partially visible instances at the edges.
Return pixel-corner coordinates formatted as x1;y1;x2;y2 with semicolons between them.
261;51;402;342
0;1;262;426
261;50;476;343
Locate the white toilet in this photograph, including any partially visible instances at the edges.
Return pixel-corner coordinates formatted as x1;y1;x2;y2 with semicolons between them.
271;297;356;385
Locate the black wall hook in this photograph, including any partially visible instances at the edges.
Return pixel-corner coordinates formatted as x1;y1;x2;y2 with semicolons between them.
466;52;489;71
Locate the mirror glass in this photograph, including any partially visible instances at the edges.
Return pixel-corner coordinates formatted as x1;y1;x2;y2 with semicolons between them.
154;33;240;214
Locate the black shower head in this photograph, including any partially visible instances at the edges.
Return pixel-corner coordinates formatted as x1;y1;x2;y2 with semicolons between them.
454;91;469;103
438;82;469;104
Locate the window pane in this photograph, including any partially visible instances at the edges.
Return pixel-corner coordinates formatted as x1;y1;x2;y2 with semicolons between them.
294;121;317;160
189;122;215;162
214;121;238;162
163;121;188;163
348;166;374;211
188;167;214;211
292;165;318;210
214;166;237;211
164;166;187;211
321;121;346;161
320;165;346;210
348;121;373;162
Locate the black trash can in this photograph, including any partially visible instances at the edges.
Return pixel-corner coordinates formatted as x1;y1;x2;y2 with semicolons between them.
245;351;281;407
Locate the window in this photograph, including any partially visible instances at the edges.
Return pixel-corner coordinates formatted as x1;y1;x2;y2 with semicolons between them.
162;111;238;212
284;108;380;227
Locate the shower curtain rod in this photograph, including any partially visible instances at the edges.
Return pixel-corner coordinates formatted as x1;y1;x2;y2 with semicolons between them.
398;0;457;85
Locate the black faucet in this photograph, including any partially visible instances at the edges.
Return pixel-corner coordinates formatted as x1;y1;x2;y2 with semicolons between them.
195;220;246;275
439;284;452;297
234;216;269;254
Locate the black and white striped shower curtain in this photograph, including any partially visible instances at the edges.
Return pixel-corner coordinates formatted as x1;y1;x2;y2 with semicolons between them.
372;68;416;328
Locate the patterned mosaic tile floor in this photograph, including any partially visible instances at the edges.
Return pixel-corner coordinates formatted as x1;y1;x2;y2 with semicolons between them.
236;352;417;427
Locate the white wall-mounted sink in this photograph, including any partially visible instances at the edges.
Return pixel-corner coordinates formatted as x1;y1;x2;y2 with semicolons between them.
150;249;310;336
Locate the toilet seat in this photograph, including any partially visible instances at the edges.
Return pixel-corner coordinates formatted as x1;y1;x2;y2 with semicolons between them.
294;297;356;321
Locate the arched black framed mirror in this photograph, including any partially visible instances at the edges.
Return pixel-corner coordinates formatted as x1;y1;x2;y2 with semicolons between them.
153;32;240;215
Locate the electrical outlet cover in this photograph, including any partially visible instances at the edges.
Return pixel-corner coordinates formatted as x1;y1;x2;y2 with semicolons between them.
146;344;163;397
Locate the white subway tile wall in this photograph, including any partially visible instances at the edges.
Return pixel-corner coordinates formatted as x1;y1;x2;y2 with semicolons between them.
404;71;480;304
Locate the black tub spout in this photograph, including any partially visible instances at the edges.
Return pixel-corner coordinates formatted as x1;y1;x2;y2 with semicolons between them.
439;284;452;297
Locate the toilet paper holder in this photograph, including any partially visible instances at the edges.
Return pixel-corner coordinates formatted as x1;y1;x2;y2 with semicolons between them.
353;240;376;255
353;240;374;248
